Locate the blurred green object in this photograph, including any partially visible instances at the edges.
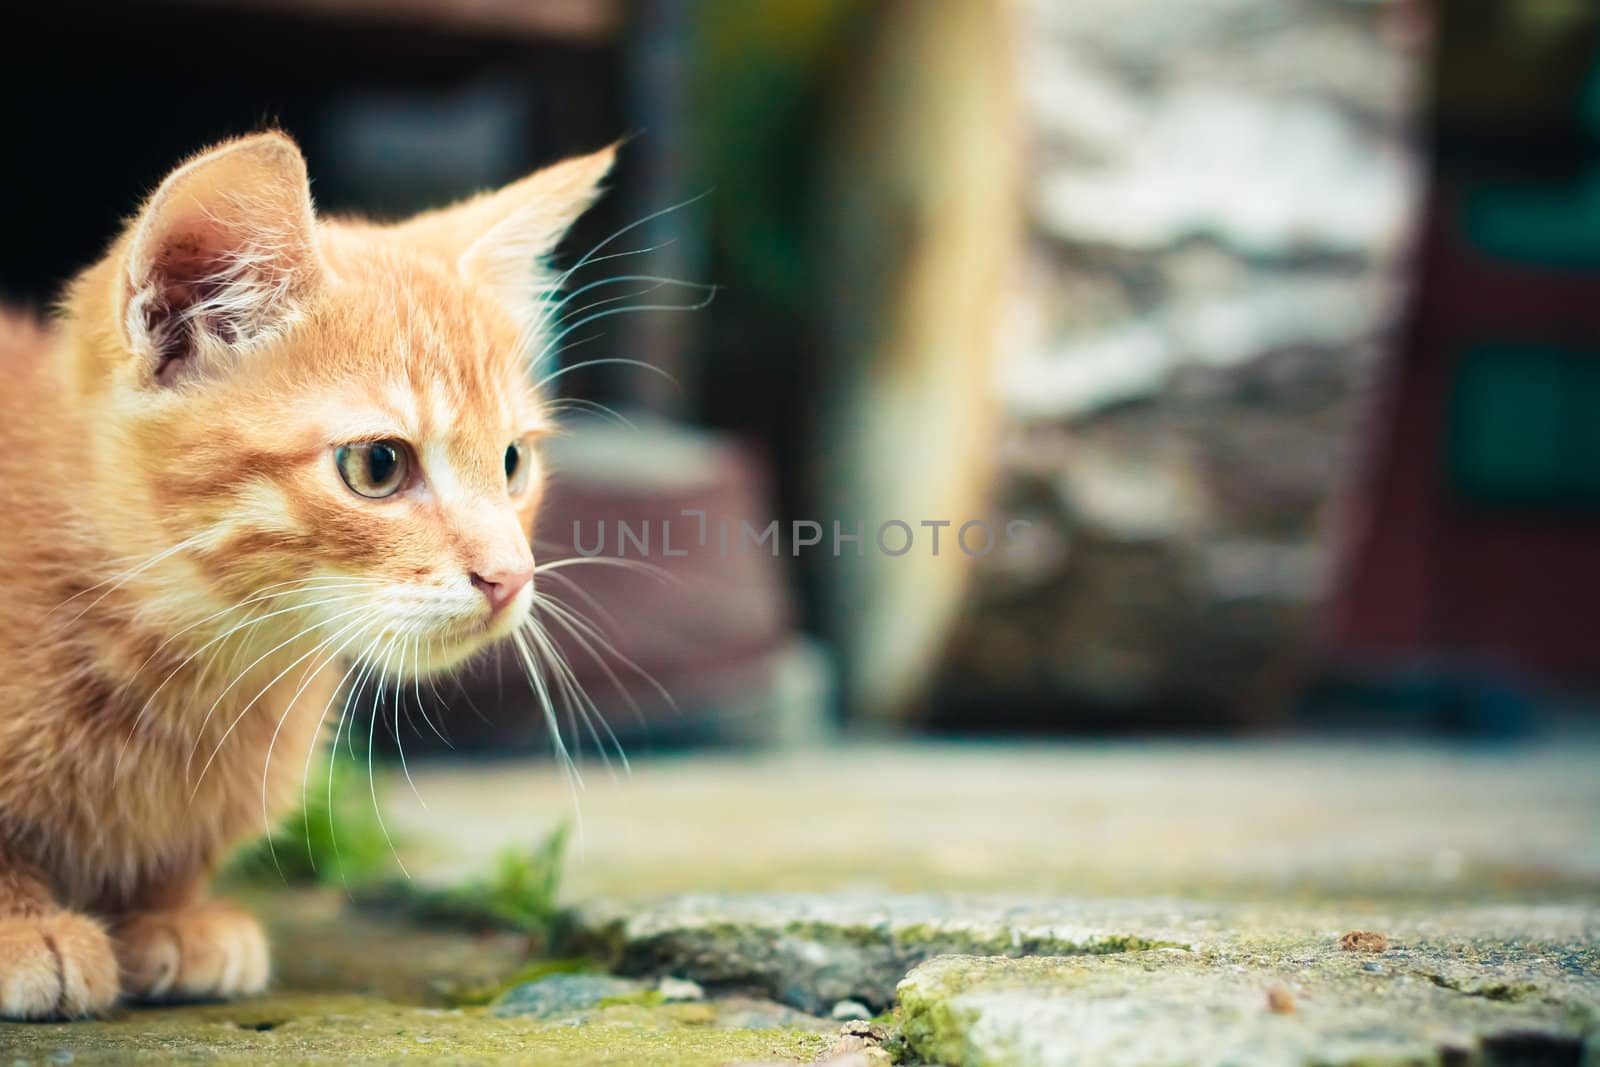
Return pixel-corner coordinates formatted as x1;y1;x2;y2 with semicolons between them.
411;828;572;935
224;744;397;887
1584;51;1600;138
1448;343;1600;507
1463;173;1600;268
686;0;858;312
686;0;1021;724
361;824;573;947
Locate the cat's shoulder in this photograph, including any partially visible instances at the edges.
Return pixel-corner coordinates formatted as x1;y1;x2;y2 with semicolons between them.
0;304;53;367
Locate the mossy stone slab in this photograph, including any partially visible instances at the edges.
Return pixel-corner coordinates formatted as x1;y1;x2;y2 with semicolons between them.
897;910;1600;1067
562;893;1219;1013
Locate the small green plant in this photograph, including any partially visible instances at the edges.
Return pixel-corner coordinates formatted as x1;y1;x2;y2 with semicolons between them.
226;745;572;950
224;745;398;886
399;823;571;936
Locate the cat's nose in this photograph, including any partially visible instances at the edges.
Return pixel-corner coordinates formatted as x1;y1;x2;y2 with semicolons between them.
471;567;532;614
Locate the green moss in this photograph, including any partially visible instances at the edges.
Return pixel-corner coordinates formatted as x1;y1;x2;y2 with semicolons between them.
897;972;987;1067
0;994;831;1066
660;1003;719;1027
875;921;1187;958
581;1001;719;1029
677;917;1194;964
898;956;1088;1003
445;958;599;1008
598;990;667;1010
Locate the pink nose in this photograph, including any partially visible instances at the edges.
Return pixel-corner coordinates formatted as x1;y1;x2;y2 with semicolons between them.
471;568;532;614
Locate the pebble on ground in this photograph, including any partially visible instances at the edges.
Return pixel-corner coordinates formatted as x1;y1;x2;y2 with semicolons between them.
1339;930;1389;952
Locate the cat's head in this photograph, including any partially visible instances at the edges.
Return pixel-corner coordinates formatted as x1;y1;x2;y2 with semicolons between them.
67;132;613;676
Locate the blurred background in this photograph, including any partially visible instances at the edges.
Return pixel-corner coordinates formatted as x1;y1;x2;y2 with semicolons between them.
4;0;1597;752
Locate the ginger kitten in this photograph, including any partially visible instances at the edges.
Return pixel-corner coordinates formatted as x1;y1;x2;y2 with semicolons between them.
0;132;612;1017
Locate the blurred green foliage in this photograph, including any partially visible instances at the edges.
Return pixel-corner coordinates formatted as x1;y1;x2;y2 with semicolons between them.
687;0;858;311
224;744;397;886
224;740;572;947
398;827;572;936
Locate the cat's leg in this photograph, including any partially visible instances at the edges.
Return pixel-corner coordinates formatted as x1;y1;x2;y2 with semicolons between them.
0;858;120;1018
110;888;270;1002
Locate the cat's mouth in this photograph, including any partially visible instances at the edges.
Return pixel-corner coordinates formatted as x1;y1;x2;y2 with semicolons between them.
338;582;533;681
406;606;529;674
467;596;531;636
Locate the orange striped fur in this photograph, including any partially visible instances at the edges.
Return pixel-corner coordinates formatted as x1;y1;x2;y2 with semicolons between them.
0;132;612;1016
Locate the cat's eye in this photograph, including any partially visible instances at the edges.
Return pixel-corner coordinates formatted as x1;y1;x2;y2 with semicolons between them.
505;440;531;495
336;440;410;499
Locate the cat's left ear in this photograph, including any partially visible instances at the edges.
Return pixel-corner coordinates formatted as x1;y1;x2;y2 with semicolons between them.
390;144;617;339
123;132;324;386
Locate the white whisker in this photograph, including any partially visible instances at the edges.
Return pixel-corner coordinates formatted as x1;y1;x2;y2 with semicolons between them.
115;587;375;781
259;615;374;878
533;592;675;713
189;610;375;796
177;598;375;768
46;532;210;623
365;631;410;878
525;617;628;779
308;633;383;880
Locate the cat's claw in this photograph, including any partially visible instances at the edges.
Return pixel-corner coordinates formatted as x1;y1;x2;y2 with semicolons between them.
112;901;269;1002
0;912;120;1018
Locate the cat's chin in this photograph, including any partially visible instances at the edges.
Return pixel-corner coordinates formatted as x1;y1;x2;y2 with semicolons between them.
365;611;527;681
357;640;478;683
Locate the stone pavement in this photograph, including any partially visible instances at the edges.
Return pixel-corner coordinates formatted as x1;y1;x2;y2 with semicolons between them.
0;741;1595;1065
385;741;1600;902
549;893;1599;1065
894;908;1599;1067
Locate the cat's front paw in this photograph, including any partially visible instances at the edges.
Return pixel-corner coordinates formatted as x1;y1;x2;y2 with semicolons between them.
112;901;269;1002
0;912;120;1018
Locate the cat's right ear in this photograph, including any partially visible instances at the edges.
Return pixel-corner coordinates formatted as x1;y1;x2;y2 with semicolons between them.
122;133;324;386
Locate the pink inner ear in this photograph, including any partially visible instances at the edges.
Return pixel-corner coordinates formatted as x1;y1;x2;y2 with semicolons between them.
123;135;322;385
145;235;233;384
137;217;289;386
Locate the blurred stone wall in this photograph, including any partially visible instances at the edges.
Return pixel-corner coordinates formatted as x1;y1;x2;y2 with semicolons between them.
934;0;1426;728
